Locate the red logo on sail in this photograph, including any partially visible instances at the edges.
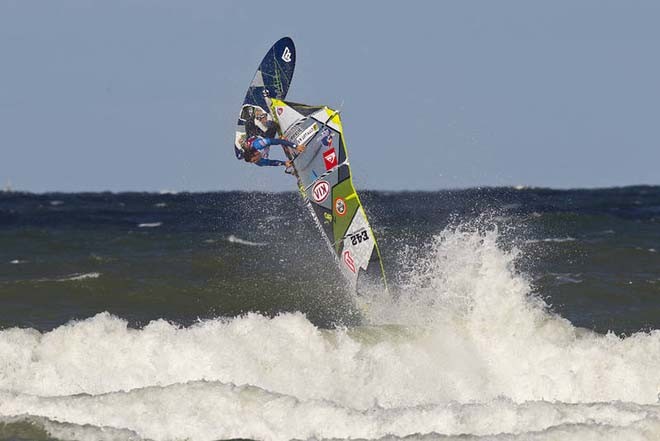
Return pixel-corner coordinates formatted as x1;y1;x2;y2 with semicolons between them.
276;107;284;115
312;181;330;203
323;148;338;170
343;250;356;273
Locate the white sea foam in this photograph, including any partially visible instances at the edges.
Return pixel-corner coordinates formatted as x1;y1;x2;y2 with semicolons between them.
1;226;660;440
60;272;101;282
138;222;162;228
28;272;102;283
227;234;268;247
1;383;659;441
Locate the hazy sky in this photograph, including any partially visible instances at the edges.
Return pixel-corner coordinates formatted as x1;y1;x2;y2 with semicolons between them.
1;1;659;192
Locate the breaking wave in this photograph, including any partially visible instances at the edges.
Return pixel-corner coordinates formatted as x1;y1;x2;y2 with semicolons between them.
1;225;659;440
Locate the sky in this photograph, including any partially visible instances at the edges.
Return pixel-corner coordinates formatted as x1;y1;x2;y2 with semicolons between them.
1;0;659;192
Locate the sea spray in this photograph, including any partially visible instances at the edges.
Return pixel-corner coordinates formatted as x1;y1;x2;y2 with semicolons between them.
362;223;660;404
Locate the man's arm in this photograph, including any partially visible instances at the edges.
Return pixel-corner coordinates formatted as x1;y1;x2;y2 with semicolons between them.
255;158;287;167
260;138;297;149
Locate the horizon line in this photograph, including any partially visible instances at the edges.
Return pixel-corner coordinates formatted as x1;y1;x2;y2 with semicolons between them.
2;184;659;196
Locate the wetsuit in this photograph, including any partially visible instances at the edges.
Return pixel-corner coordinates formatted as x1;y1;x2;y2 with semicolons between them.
246;137;296;167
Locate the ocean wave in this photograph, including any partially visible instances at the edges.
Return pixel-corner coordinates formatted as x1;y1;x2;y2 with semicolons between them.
58;272;101;282
1;383;659;441
227;234;268;247
6;272;103;284
138;222;162;228
525;237;577;244
1;226;660;439
552;273;583;284
0;415;141;441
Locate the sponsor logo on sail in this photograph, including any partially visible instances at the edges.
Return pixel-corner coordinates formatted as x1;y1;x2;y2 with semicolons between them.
295;124;318;145
334;197;347;216
343;250;356;273
282;47;292;63
349;230;369;246
321;131;333;148
312;181;330;203
276;107;284;116
323;148;337;170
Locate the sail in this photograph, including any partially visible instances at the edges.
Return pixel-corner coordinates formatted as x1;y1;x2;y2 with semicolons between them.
269;98;387;291
234;38;296;159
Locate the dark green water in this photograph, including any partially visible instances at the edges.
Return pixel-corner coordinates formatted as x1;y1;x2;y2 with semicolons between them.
1;187;659;334
2;187;660;441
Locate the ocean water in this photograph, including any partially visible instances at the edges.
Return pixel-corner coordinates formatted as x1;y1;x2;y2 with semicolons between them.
1;187;660;441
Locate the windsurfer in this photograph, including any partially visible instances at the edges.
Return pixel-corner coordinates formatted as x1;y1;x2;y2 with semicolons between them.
241;136;305;167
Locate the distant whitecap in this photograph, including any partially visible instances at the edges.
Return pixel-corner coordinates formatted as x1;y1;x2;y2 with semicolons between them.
525;237;576;244
138;222;162;228
226;235;267;247
57;272;101;282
